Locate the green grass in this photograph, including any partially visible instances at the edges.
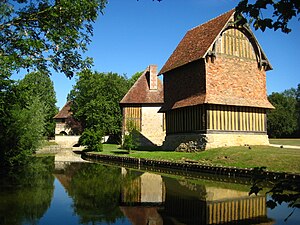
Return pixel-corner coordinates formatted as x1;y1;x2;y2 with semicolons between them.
40;140;58;147
101;144;300;174
269;138;300;146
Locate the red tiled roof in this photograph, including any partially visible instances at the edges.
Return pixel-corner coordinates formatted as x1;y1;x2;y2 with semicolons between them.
159;94;206;112
120;65;164;105
159;94;274;112
205;95;274;109
160;9;235;74
53;101;72;119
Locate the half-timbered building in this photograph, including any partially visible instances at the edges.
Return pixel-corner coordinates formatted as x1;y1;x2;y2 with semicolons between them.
120;65;165;146
159;10;274;150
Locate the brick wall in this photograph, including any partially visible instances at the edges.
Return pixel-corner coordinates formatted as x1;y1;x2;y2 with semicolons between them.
205;55;271;108
163;60;206;109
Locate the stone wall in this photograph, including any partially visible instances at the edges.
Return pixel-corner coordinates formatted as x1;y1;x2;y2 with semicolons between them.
54;135;80;148
139;106;165;146
162;133;269;151
55;122;71;135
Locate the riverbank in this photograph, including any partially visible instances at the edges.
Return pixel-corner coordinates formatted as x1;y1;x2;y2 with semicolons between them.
83;151;300;180
36;142;300;178
84;144;300;175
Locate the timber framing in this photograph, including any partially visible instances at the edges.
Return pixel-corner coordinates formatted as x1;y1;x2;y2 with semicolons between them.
166;104;267;135
159;10;274;150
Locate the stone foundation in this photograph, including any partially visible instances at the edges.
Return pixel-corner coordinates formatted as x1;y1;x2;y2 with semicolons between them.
162;133;269;151
54;135;80;148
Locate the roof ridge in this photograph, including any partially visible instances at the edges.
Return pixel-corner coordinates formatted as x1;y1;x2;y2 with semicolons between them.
120;65;164;104
189;8;235;32
120;68;148;103
159;9;236;75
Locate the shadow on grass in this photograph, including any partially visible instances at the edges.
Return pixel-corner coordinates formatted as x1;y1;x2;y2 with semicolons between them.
111;150;130;155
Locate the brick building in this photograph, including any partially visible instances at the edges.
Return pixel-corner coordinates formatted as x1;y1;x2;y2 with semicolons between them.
159;10;274;150
120;65;165;147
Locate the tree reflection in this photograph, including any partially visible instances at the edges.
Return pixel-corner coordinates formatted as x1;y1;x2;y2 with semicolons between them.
249;167;300;221
0;157;55;225
66;163;128;224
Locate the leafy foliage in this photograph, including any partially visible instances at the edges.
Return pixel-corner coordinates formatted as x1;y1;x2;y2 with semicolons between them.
17;71;58;137
235;0;300;33
0;156;54;225
249;167;300;221
122;119;139;152
267;89;299;138
78;128;103;152
1;95;46;166
128;71;143;87
0;72;57;166
69;69;131;135
67;164;125;224
0;0;107;78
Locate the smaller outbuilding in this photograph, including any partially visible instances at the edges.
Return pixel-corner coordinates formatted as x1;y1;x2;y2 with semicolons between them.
53;101;73;136
120;65;165;147
53;101;82;148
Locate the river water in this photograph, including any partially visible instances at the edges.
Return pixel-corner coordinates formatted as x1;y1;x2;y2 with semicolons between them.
0;157;299;225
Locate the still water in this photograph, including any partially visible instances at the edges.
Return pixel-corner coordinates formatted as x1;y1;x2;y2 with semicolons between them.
0;157;299;225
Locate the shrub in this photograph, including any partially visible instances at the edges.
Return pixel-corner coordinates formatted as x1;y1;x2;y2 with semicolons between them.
122;120;138;152
79;129;103;152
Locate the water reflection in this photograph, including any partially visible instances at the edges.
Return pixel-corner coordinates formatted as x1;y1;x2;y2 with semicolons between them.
0;157;54;225
1;160;298;225
120;169;271;225
54;162;125;224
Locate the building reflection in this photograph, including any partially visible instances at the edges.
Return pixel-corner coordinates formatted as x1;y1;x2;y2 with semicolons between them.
120;168;273;225
53;163;274;225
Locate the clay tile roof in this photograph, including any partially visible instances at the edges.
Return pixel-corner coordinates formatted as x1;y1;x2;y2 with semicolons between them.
159;9;235;74
120;65;164;105
53;101;72;119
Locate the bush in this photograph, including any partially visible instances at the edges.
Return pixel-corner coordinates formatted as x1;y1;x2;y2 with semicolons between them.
79;129;103;152
122;120;138;152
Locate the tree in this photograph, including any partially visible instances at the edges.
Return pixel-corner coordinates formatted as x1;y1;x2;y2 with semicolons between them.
67;164;125;224
17;71;58;137
122;119;139;153
69;69;131;136
249;167;300;222
267;90;298;138
0;157;54;224
79;128;103;152
0;0;107;78
1;95;46;166
235;0;299;33
296;84;300;134
153;0;298;33
128;71;143;87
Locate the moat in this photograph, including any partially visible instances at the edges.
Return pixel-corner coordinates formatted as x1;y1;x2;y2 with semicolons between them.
0;157;299;225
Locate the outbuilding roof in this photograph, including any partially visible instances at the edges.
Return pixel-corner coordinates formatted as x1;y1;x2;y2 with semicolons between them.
53;101;72;119
120;65;163;105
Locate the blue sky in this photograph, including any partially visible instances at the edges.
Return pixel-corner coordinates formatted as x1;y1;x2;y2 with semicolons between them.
19;0;300;109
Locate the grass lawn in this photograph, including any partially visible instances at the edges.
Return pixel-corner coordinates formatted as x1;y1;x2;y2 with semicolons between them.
40;140;58;147
101;144;300;174
269;138;300;146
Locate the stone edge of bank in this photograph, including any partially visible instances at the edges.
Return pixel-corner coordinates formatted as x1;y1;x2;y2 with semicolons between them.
82;152;300;180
